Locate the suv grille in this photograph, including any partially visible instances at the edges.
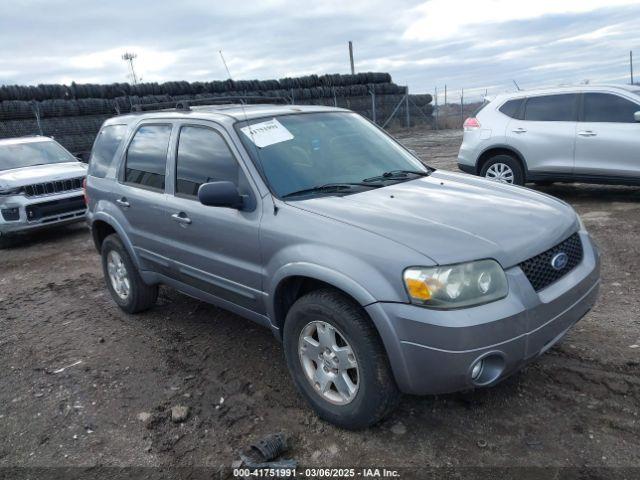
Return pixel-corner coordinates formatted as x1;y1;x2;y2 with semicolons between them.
23;177;83;197
519;233;583;292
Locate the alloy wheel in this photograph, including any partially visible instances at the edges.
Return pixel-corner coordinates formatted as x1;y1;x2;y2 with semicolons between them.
298;321;359;405
485;163;515;184
106;250;130;300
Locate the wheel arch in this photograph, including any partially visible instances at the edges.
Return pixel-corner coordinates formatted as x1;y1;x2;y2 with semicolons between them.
476;144;528;179
90;212;141;269
269;264;378;336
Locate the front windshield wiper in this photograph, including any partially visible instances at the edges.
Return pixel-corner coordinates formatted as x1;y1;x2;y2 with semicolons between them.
363;169;432;183
282;183;381;199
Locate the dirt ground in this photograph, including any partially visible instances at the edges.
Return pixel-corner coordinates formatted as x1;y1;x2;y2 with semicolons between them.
1;128;639;476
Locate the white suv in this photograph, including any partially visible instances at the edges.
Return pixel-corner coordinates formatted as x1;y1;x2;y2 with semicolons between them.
458;85;640;186
0;136;87;246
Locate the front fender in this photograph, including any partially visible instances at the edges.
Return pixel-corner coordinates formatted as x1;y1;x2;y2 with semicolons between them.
268;261;378;318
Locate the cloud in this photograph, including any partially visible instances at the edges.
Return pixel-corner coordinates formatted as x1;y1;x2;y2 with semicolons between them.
0;0;638;102
403;0;640;40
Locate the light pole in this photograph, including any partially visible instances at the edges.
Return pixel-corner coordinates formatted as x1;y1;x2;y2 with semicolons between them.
121;52;139;85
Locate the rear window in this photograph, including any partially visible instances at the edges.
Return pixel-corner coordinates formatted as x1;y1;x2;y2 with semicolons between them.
88;124;127;178
583;93;640;123
124;125;172;191
524;94;577;122
499;98;524;119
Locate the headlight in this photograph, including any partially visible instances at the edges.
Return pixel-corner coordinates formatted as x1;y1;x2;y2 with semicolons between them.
403;260;508;309
0;186;23;196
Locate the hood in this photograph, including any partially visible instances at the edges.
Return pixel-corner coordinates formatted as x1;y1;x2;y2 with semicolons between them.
0;162;87;189
287;170;578;268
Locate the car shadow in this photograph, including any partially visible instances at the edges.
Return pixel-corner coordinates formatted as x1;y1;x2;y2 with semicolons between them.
1;222;88;250
531;183;640;204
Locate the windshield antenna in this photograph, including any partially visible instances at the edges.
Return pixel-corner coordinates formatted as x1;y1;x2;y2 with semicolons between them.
218;50;278;214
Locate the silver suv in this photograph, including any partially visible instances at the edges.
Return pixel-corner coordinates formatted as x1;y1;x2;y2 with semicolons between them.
0;136;87;246
85;104;600;429
458;85;640;185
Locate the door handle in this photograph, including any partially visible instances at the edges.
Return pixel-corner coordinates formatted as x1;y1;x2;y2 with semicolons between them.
578;130;597;137
512;127;527;134
171;212;192;225
116;197;130;208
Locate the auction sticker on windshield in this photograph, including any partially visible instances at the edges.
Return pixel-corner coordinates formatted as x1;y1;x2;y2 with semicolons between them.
240;118;294;148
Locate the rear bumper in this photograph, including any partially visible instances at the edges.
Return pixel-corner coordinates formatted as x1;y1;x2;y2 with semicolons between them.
366;231;600;395
457;163;475;175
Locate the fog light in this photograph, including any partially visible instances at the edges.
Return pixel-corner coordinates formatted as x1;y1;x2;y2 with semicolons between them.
471;360;484;380
1;207;19;221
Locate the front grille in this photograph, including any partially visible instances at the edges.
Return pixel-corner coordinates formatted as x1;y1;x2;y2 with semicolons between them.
25;196;85;222
519;233;583;291
23;177;83;197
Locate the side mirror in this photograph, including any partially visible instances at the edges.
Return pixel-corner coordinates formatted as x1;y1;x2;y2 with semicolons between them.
198;181;244;209
635;111;640;122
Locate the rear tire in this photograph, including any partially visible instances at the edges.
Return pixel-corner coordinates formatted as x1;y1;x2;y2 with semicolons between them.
283;288;400;429
101;234;158;314
480;154;524;186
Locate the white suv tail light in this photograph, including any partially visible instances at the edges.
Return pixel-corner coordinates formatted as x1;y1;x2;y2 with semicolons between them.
463;117;481;130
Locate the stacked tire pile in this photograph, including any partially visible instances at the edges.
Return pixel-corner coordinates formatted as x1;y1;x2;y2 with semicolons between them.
0;72;432;158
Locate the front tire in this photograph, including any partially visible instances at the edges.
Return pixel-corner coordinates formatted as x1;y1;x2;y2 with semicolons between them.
101;234;158;314
283;288;399;429
480;154;524;186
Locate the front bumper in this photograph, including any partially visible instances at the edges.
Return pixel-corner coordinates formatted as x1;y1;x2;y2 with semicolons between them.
0;191;86;236
366;231;601;395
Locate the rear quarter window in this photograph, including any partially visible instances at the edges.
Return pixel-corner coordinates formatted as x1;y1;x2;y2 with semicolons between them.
88;124;127;178
498;98;524;119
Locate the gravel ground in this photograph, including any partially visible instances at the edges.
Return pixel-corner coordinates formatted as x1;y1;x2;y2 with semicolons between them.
1;128;639;476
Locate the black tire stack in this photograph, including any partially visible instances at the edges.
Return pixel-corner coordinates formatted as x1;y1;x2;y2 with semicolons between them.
0;72;433;158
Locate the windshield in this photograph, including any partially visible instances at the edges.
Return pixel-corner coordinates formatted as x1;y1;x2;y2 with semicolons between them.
0;140;77;172
236;112;428;198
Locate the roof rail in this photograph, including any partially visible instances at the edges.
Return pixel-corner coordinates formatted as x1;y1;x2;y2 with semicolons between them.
130;95;291;113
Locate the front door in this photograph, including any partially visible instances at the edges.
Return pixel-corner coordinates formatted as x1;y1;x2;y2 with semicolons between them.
506;93;578;175
574;92;640;179
162;122;264;314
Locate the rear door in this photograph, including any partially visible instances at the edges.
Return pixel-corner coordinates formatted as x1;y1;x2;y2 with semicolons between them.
574;92;640;178
506;93;578;175
162;122;265;314
116;122;173;263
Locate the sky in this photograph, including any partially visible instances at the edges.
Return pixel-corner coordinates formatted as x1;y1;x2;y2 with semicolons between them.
0;0;639;101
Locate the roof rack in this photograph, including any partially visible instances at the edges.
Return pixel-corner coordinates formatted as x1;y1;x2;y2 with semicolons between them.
130;95;292;113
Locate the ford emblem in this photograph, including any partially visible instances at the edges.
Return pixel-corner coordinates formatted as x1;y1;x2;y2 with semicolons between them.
551;252;569;270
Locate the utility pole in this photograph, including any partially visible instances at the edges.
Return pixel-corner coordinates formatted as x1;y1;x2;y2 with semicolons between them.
122;52;139;85
444;84;447;105
348;41;355;75
631;51;634;85
460;88;464;127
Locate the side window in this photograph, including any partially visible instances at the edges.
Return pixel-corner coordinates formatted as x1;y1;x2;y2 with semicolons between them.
124;125;172;191
583;93;640;123
524;94;576;122
88;124;127;178
499;98;524;119
175;126;240;198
